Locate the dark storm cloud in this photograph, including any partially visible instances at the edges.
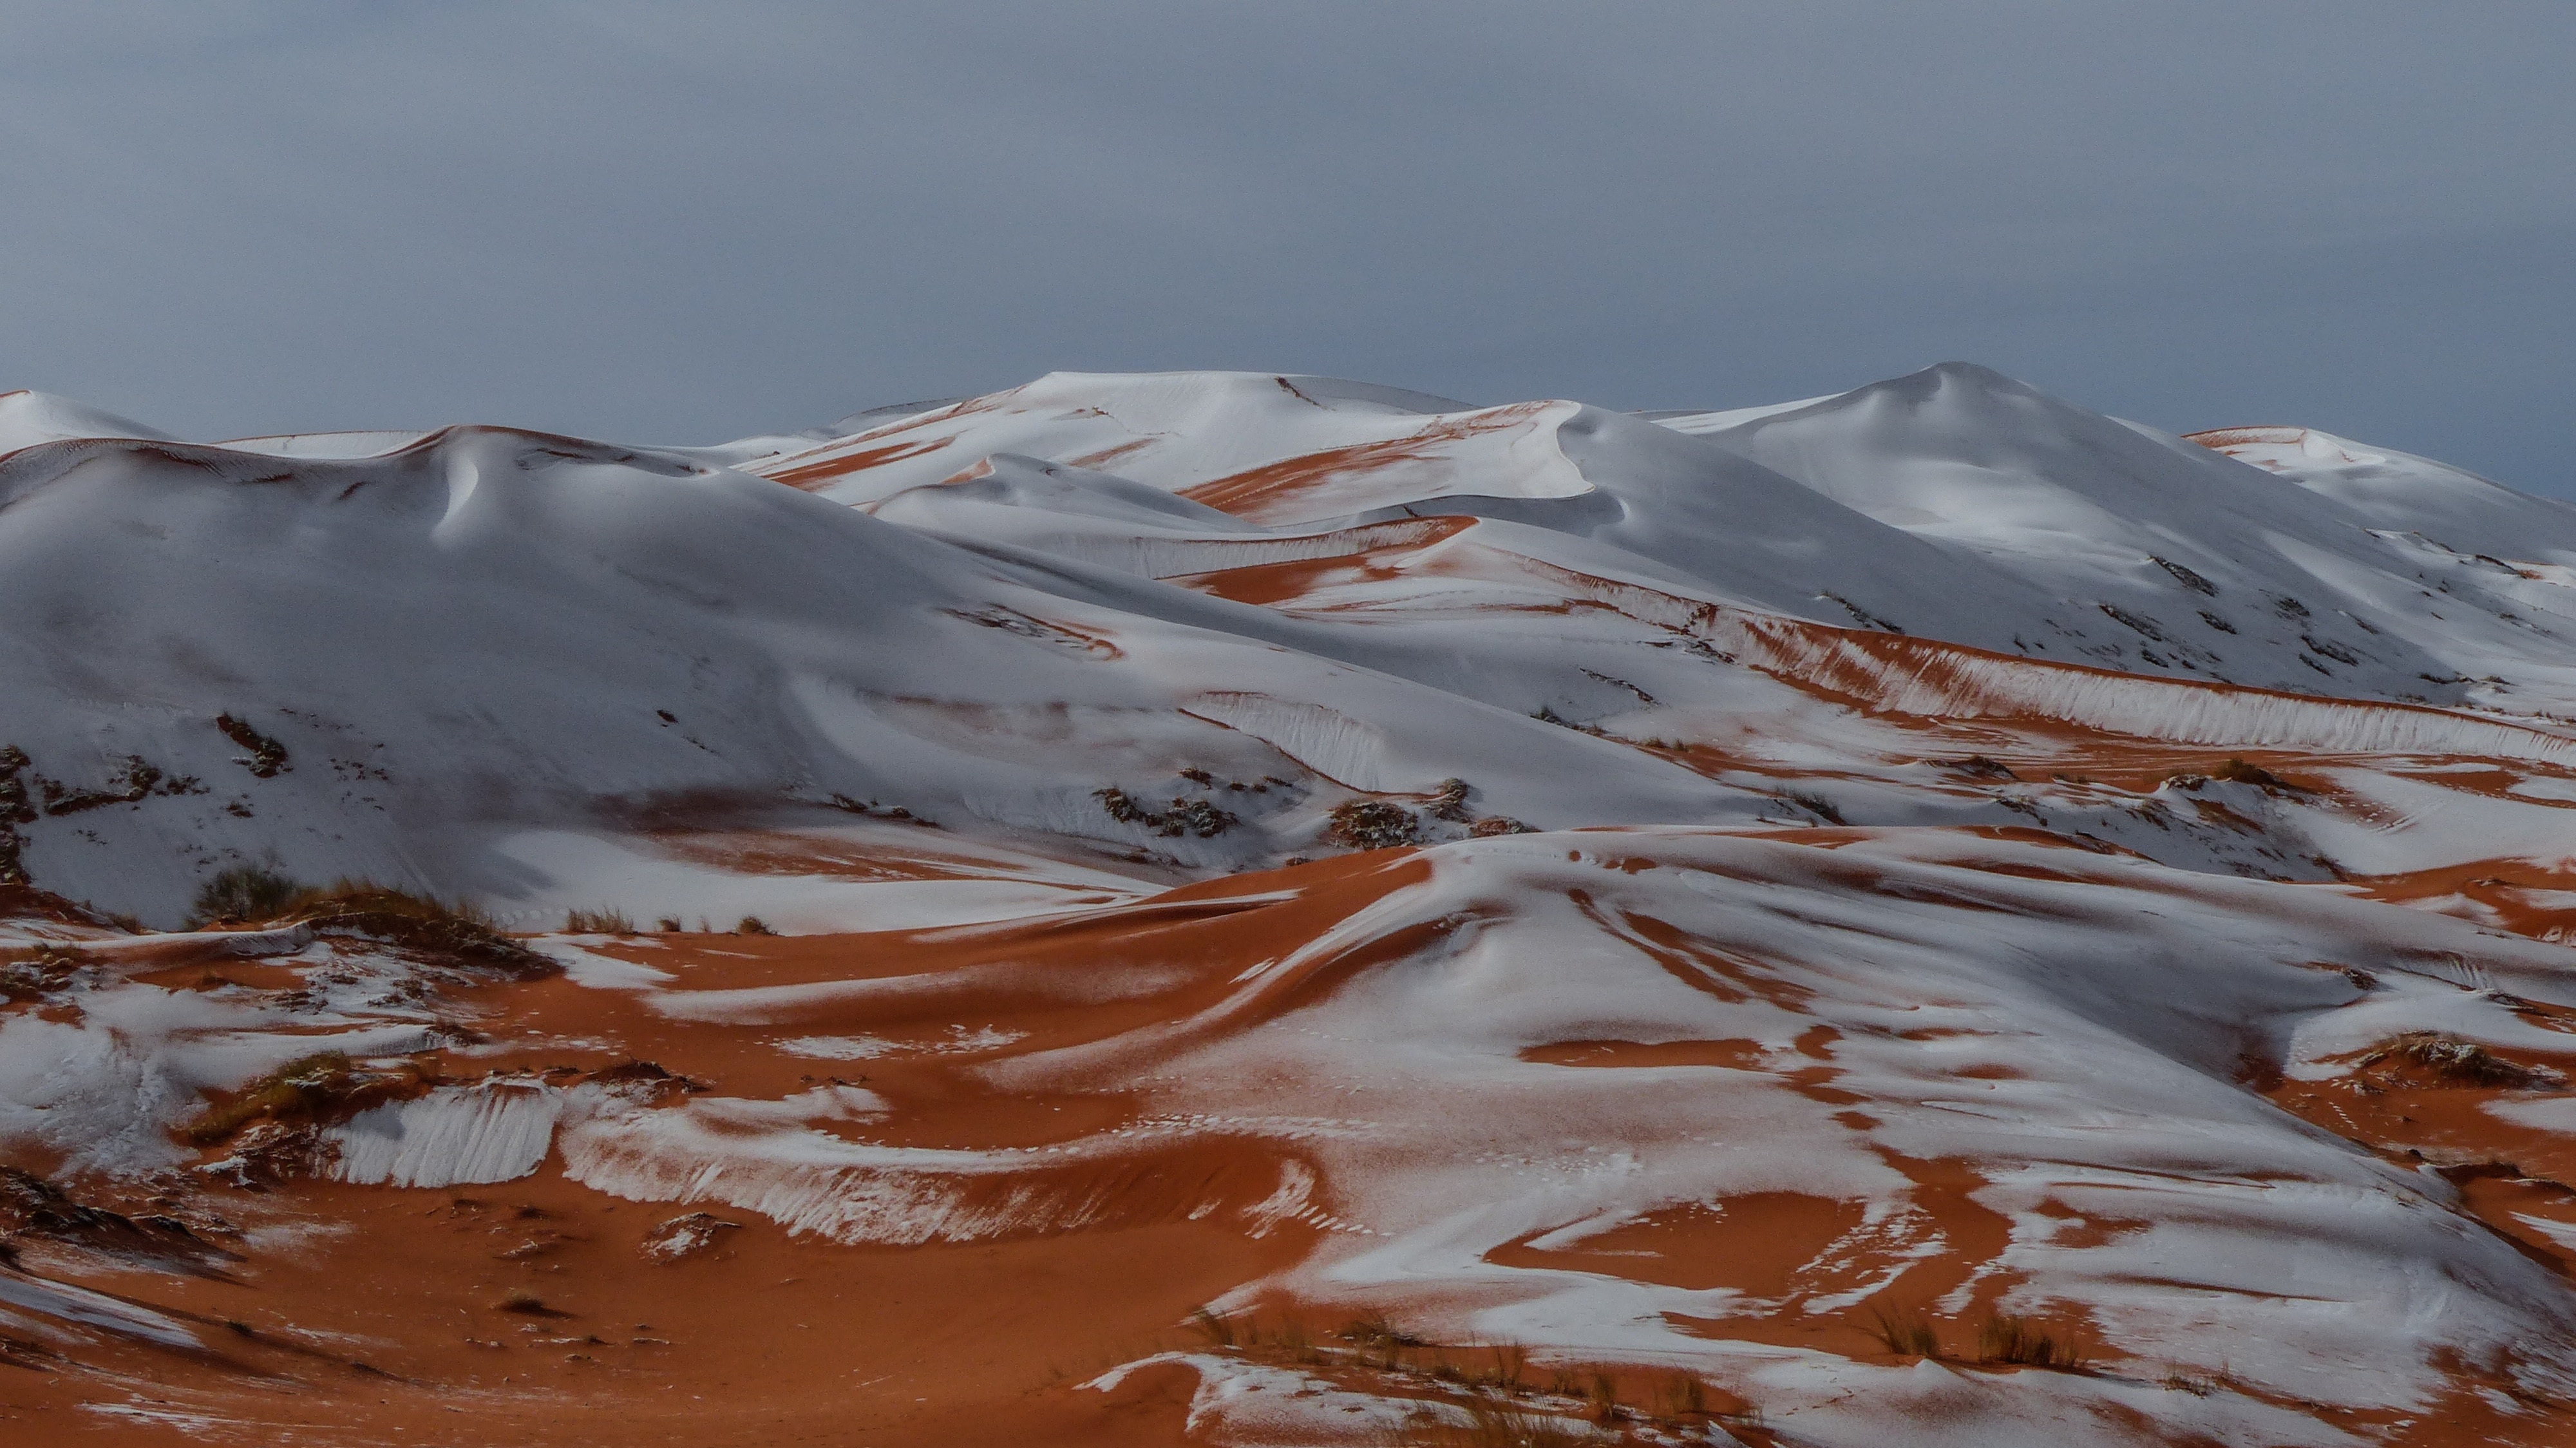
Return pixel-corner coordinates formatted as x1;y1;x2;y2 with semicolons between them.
3;1;2570;490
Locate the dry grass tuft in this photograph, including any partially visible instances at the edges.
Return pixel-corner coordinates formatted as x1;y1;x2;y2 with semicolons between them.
289;880;550;976
1976;1313;2088;1371
1586;1369;1618;1424
184;872;544;973
1867;1303;1940;1358
735;915;777;936
563;906;634;935
1381;1399;1597;1447
1188;1306;1237;1349
1488;1340;1528;1392
1342;1310;1428;1367
1652;1370;1708;1419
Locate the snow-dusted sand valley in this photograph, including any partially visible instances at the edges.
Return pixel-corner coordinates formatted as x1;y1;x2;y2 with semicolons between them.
9;365;2576;1445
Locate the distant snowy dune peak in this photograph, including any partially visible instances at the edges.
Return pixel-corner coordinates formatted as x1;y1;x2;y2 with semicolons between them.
8;363;2576;926
0;419;1756;922
752;362;2576;714
0;388;175;453
22;364;2576;1445
2192;423;2576;564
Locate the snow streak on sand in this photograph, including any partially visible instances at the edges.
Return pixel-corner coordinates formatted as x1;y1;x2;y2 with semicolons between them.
17;362;2576;1446
325;1080;564;1188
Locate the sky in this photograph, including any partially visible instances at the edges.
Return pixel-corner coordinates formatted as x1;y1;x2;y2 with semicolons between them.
3;1;2571;492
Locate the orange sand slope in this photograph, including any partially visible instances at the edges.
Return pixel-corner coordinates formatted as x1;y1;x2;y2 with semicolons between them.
14;821;2576;1446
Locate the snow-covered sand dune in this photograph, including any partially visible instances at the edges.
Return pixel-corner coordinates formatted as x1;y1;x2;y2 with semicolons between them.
12;364;2576;1445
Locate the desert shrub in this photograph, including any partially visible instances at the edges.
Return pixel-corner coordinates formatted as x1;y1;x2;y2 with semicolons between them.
655;917;683;933
736;916;776;936
1785;791;1846;824
183;1051;365;1145
1095;786;1237;839
1977;1314;2087;1370
2150;556;2216;595
2213;757;2287;790
188;863;307;926
0;945;90;1001
214;714;289;776
564;906;634;935
1340;1311;1426;1368
1429;778;1472;821
2360;1032;2552;1088
1328;800;1421;850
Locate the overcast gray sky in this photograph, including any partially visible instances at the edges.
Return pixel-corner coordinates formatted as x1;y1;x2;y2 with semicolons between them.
3;2;2570;491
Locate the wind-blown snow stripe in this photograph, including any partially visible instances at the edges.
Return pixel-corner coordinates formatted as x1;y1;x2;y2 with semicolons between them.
1482;548;2576;765
324;1080;564;1188
936;518;1469;584
1728;615;2576;764
1182;692;1397;790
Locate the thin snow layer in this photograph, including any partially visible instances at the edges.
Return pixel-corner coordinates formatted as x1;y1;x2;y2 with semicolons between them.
489;830;1141;935
0;974;442;1175
1336;527;2576;768
1086;1353;1427;1445
966;830;2576;1432
214;430;429;459
2193;424;2576;566
0;388;174;453
0;1270;206;1351
558;1096;1234;1246
0;420;1786;922
323;1080;564;1188
1715;611;2576;763
518;820;2576;1437
755;362;2576;714
20;363;2576;931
